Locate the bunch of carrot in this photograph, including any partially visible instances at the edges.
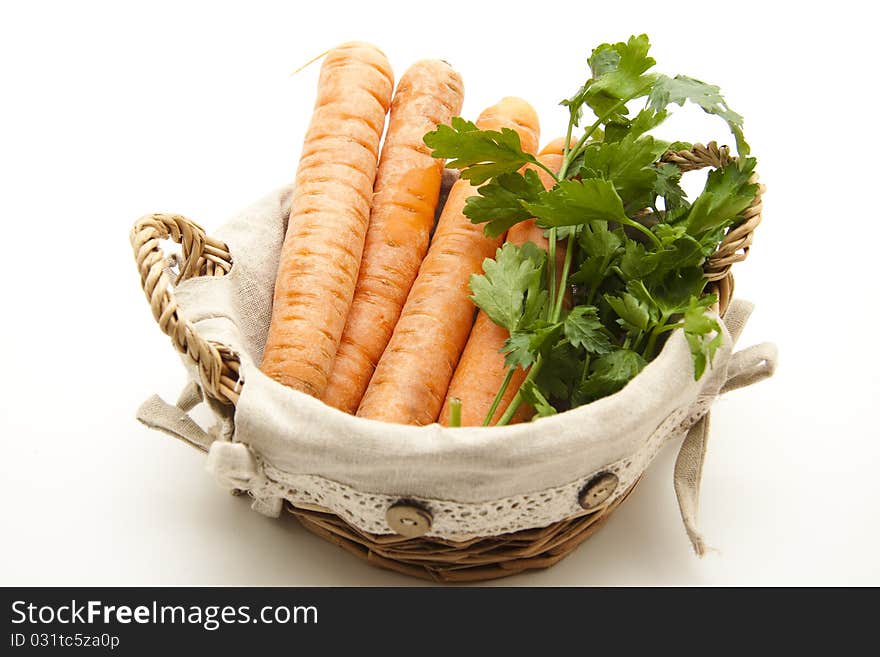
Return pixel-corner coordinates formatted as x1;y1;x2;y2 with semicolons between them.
260;41;558;426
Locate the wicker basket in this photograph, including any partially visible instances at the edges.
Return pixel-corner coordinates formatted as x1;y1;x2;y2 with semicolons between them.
131;142;765;582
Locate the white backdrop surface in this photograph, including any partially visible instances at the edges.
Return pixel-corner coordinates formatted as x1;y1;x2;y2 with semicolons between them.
1;0;877;586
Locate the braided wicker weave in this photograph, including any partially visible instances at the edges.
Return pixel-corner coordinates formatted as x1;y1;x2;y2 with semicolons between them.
131;142;763;582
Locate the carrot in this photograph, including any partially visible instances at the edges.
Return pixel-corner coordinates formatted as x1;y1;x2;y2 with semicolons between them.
260;43;393;396
539;137;577;156
356;97;540;425
321;60;464;413
439;151;565;426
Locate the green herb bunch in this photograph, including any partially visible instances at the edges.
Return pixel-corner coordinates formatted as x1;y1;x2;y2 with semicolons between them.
424;35;759;426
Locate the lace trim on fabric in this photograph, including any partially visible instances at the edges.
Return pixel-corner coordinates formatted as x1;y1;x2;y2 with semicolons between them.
247;396;715;540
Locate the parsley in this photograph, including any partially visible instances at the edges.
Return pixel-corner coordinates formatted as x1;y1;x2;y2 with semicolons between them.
525;179;627;226
684;157;758;238
606;290;652;334
423;117;546;185
578;133;670;209
519;381;558;418
424;34;758;424
563;34;657;130
576;349;648;404
649;75;749;156
684;295;723;380
463;170;546;237
469;241;548;333
563;306;612;354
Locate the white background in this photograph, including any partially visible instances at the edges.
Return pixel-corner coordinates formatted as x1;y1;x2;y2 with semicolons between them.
1;0;877;586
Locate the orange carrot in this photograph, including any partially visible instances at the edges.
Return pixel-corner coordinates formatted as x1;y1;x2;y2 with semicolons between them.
356;97;540;425
321;60;464;413
539;137;577;156
440;151;565;426
260;43;393;396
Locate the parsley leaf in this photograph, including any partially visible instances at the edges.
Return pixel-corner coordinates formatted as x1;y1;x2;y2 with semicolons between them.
568;255;606;289
576;350;647;404
651;266;706;315
619;239;654;280
502;321;564;369
535;342;583;401
528;321;566;358
646;235;705;282
469;242;548;333
577;133;669;208
604;108;668;142
503;331;535;369
585;34;657;118
653;162;687;210
683;295;723;379
552;225;583;241
463;169;547;237
653;222;687;242
562;34;658;127
649;74;749;156
563;306;612;354
579;221;624;258
606;290;652;333
525;179;627;227
570;223;625;291
520;380;558;418
424;117;538;185
685;157;758;238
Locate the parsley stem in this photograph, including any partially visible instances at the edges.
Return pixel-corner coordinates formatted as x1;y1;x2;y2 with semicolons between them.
643;329;660;361
561;113;575;165
643;313;675;359
534;160;560;183
585;255;611;305
658;321;685;334
580;354;592;386
496;355;543;426
483;367;516;426
560;108;619;177
620;216;662;247
449;397;462;428
546;228;558;319
632;330;646;353
560;83;654;179
645;321;685;359
552;235;575;320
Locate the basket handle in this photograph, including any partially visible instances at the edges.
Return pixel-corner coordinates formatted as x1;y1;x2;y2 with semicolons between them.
130;213;241;404
661;141;765;314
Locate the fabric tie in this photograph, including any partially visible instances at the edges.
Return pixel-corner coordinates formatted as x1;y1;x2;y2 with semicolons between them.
673;299;778;555
136;383;282;517
136;381;210;452
205;441;283;518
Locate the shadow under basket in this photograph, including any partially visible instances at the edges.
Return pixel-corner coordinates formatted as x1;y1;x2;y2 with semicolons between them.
131;142;770;583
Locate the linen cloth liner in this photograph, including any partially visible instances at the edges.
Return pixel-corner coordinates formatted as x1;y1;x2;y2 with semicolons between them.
136;187;777;552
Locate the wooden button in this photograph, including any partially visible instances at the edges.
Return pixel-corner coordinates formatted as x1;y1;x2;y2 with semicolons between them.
386;502;432;538
578;472;619;510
